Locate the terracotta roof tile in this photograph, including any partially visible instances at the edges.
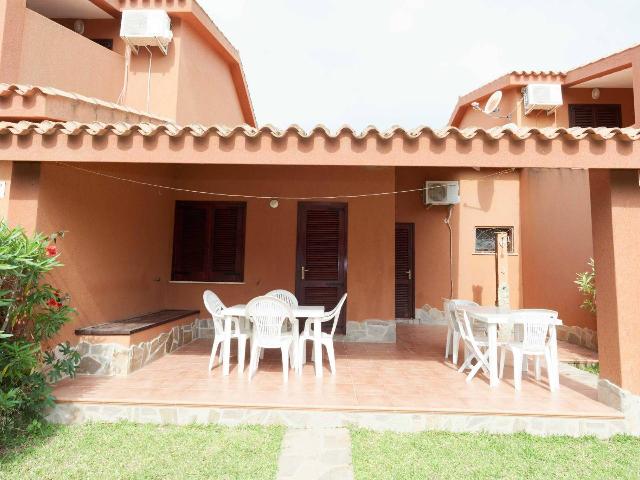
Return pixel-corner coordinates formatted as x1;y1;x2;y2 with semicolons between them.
0;84;175;124
1;120;639;142
509;70;566;77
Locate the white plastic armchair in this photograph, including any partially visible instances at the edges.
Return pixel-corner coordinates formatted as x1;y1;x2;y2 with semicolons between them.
265;289;299;308
203;290;249;373
297;293;347;376
502;310;559;391
444;299;480;365
245;296;295;381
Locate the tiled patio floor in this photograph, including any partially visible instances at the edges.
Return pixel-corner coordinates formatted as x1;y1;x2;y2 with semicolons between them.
53;325;617;419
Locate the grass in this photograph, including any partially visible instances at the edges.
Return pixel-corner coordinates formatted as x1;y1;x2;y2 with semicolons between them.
0;422;284;480
574;362;600;375
350;429;640;480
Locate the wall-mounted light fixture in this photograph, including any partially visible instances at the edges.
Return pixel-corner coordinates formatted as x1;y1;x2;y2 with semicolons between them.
591;88;601;100
269;199;279;209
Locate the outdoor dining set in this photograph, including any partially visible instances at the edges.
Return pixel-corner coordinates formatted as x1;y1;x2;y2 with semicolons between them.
203;289;348;381
443;299;562;391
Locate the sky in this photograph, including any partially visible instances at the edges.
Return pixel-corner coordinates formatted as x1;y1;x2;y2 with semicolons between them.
200;0;639;130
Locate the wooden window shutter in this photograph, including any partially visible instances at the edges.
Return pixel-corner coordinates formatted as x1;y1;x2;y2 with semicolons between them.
395;224;411;318
171;202;246;282
569;104;622;128
210;203;246;282
594;105;622;127
171;203;210;281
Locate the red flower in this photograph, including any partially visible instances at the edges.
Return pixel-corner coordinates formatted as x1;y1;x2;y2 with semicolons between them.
46;298;59;308
45;245;58;257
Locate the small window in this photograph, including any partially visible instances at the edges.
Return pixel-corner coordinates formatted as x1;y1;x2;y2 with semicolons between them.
171;201;246;282
475;227;514;254
91;38;114;50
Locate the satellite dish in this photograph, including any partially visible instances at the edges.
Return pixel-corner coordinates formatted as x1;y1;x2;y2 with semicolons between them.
483;90;502;115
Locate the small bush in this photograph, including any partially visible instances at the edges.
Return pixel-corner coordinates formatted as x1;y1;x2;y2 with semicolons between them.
0;222;78;444
575;258;596;314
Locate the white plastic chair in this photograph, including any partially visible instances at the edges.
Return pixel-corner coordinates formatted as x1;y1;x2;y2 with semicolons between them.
501;310;559;391
454;308;492;383
265;290;299;366
245;296;295;381
297;293;347;376
203;290;249;373
444;299;480;365
265;289;299;308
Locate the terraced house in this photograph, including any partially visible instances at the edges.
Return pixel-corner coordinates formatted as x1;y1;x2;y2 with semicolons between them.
1;0;640;435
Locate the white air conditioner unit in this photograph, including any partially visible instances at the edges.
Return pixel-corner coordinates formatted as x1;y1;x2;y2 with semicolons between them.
423;181;460;205
120;9;173;55
522;84;563;115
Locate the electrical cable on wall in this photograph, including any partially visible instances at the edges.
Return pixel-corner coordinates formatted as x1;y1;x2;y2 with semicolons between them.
144;46;153;113
117;44;132;105
56;162;515;201
444;204;454;299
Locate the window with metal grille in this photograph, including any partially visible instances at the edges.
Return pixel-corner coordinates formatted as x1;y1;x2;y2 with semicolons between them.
474;227;514;254
171;201;246;282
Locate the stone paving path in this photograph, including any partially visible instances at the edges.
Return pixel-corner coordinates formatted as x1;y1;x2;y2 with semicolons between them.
277;427;354;480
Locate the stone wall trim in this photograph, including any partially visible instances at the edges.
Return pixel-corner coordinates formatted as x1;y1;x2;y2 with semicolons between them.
75;319;203;376
47;402;628;438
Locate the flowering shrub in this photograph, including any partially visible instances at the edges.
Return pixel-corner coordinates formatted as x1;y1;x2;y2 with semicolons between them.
0;222;79;441
575;258;596;314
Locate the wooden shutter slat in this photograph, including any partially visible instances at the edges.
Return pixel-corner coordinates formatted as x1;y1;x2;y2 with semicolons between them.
304;209;340;281
171;204;209;281
395;223;415;319
210;203;245;282
171;201;245;283
569;104;622;128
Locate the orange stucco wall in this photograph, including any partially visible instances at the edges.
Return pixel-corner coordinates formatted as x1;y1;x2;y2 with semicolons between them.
20;163;395;345
396;167;522;310
0;161;12;219
165;165;396;324
174;20;245;125
455;87;601;332
590;169;640;393
18;10;123;102
1;3;248;125
34;163;174;343
520;168;595;330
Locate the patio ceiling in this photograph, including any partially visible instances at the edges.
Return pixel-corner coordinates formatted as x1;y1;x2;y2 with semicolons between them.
569;68;633;89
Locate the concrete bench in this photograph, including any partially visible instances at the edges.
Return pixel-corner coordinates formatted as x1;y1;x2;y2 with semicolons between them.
74;309;200;376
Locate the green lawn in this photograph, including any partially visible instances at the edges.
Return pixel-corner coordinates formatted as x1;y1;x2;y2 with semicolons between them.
0;422;284;480
351;429;640;480
574;362;600;375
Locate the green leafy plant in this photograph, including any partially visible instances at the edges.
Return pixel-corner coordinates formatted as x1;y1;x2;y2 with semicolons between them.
575;258;596;314
0;222;78;442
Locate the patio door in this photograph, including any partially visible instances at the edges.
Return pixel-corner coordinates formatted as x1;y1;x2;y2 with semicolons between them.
395;223;415;319
295;202;348;334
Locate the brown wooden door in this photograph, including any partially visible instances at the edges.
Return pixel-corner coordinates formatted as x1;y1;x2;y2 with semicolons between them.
295;202;348;333
395;223;415;319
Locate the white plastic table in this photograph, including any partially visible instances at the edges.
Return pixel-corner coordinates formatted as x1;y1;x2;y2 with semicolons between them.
461;306;562;388
220;305;325;376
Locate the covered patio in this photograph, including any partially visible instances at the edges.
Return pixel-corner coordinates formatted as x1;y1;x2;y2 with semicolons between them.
3;121;640;435
51;325;614;423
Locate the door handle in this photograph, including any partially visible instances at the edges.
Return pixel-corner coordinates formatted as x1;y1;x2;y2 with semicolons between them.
301;266;309;280
407;270;412;280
